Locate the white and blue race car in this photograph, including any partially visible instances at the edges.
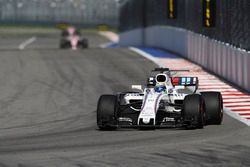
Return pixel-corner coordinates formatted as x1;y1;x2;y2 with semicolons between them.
97;68;223;130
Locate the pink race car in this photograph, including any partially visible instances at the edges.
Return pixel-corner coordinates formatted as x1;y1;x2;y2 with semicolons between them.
60;26;88;50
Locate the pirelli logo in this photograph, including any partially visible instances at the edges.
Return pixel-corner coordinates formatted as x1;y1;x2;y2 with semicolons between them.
167;0;177;19
203;0;216;27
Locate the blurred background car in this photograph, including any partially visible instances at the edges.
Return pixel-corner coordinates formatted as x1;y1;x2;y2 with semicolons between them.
60;26;88;49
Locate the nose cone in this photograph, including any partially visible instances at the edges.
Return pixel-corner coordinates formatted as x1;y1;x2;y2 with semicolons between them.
70;36;79;50
143;117;151;124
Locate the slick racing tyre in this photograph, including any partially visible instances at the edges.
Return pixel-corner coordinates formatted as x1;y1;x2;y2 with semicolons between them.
60;40;69;49
182;94;205;129
80;39;88;49
201;92;223;125
59;41;65;49
97;95;118;130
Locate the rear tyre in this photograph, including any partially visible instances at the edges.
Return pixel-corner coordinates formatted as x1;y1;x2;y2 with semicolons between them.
201;92;223;125
97;95;118;130
182;94;205;129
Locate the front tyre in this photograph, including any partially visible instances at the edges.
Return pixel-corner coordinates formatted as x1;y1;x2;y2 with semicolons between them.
97;95;118;130
182;94;205;129
60;39;70;49
80;39;88;49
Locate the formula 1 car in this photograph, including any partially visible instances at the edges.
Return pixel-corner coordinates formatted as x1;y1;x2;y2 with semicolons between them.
59;26;88;50
97;68;223;130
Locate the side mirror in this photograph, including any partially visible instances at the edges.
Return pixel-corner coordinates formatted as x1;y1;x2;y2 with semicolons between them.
131;85;143;92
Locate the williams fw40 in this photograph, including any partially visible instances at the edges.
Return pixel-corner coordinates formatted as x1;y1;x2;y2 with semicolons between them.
59;26;88;50
97;68;223;130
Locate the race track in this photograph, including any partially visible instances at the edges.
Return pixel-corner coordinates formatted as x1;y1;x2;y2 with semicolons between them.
0;31;249;167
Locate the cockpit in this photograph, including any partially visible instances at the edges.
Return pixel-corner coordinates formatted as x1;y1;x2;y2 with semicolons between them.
147;71;198;94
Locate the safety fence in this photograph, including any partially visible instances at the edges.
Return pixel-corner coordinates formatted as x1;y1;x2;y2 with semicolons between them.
120;0;250;51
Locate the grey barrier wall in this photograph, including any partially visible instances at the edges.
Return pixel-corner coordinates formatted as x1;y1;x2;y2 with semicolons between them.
119;28;144;46
145;26;187;56
119;26;250;92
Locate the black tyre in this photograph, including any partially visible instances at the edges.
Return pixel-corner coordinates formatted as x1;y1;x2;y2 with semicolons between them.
201;92;223;125
59;41;65;49
182;94;205;129
80;39;88;49
61;30;69;37
60;40;69;49
97;95;118;130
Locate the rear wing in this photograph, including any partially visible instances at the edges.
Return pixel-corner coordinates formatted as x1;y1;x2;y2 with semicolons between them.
152;68;190;73
152;68;170;73
171;77;198;86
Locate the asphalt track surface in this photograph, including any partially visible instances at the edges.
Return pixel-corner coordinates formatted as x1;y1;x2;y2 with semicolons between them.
0;31;249;167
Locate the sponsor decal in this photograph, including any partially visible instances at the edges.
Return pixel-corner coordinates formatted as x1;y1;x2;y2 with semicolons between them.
202;0;216;27
186;77;191;85
169;88;174;94
181;77;186;85
193;77;197;84
167;0;177;19
146;89;151;94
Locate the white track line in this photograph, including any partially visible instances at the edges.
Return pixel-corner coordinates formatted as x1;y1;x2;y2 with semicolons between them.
224;101;250;104
99;31;119;48
239;115;250;118
199;83;227;86
19;36;37;50
98;32;119;43
232;111;250;114
222;96;249;102
199;85;232;89
224;99;250;102
199;88;239;92
228;106;250;110
224;108;250;126
100;42;114;48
